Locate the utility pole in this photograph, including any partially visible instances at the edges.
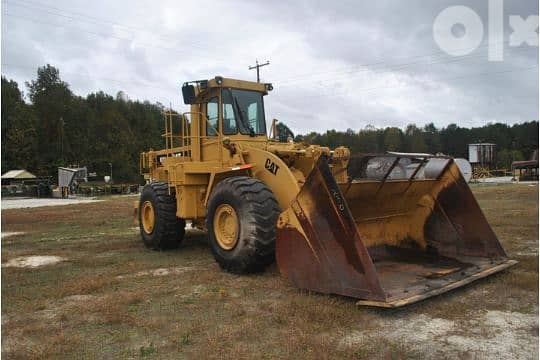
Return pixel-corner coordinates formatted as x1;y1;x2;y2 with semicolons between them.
248;60;270;83
109;162;113;183
59;117;65;165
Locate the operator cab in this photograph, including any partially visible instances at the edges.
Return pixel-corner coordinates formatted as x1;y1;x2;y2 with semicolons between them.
182;76;273;138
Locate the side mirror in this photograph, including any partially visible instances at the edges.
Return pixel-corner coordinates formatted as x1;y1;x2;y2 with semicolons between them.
182;84;196;104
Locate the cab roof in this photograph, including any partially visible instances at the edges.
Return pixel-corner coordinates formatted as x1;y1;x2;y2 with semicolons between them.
207;77;268;93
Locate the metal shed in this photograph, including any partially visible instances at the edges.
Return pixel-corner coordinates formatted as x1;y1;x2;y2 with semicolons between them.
468;143;496;167
58;167;87;187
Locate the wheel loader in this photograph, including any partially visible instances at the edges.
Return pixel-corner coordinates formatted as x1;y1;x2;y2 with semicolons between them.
136;76;516;307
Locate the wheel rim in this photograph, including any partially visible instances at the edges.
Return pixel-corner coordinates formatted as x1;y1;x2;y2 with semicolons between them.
214;204;239;250
141;200;155;234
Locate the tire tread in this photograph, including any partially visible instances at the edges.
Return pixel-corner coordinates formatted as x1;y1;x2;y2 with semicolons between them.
139;182;185;250
206;176;280;273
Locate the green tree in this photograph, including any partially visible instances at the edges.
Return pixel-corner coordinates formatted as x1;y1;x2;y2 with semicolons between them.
276;121;294;142
357;126;380;153
423;123;441;154
440;124;470;158
497;149;524;169
1;77;39;172
26;64;73;175
3;64;538;183
404;124;428;153
511;121;539;160
383;127;403;151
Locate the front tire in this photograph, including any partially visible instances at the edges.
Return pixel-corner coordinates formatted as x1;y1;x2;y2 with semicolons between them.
206;176;280;273
139;182;185;250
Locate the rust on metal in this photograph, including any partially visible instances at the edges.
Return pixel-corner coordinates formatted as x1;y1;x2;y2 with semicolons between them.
276;154;516;307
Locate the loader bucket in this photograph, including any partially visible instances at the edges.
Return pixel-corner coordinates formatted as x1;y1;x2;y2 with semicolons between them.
275;154;516;307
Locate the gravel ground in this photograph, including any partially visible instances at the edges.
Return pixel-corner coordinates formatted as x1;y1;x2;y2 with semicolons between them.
1;198;103;210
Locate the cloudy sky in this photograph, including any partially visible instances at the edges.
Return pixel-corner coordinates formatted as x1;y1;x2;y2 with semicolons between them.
1;0;538;134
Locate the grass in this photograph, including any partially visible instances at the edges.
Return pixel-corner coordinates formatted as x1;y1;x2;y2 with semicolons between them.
1;183;538;359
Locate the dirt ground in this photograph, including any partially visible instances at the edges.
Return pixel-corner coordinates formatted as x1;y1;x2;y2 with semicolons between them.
1;197;103;210
1;184;538;359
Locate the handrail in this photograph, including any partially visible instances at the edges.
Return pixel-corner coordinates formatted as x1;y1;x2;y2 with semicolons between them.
183;111;224;164
182;111;224;138
161;110;225;166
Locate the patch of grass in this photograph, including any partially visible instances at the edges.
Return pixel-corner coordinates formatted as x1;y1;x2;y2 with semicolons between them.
3;329;82;360
515;256;539;273
339;337;422;360
59;275;119;297
1;186;538;358
139;342;156;358
181;333;192;346
418;295;477;320
497;269;539;291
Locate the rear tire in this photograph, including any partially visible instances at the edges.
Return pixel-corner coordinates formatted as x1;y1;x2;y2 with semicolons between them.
139;182;185;250
206;176;280;273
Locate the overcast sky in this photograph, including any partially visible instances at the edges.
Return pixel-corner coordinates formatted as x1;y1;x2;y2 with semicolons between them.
1;0;538;134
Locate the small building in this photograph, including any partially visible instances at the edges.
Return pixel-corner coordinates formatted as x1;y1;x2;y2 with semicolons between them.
58;167;88;197
468;143;496;168
512;149;539;181
1;169;51;197
1;169;37;185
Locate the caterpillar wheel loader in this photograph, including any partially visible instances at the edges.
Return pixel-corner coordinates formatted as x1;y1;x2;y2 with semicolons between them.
136;76;516;307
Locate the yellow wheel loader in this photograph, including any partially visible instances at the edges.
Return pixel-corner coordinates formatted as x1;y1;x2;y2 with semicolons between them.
136;76;516;307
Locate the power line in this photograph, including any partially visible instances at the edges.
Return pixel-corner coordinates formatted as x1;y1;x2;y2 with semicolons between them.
280;66;538;101
1;11;233;65
3;0;240;57
2;5;536;107
280;52;489;87
276;46;535;92
5;0;159;33
4;0;537;88
2;64;535;120
1;63;174;92
278;47;537;87
273;36;538;85
248;60;270;82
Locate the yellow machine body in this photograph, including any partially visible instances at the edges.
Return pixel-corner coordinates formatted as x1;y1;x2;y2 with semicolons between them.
137;76;515;307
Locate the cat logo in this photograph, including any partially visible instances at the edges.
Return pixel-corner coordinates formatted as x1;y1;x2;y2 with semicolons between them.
265;158;280;175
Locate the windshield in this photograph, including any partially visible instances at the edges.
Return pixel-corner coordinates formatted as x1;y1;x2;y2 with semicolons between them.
222;89;266;136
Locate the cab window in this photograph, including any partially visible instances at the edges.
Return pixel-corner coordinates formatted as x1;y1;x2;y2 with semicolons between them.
206;97;218;136
222;91;238;135
222;88;266;136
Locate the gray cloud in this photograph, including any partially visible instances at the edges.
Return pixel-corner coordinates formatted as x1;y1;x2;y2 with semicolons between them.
1;0;538;135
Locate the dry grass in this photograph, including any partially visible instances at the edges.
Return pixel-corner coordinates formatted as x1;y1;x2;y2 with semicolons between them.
1;184;538;359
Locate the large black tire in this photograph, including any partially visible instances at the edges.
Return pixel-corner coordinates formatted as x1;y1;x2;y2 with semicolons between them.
139;182;185;250
206;176;280;273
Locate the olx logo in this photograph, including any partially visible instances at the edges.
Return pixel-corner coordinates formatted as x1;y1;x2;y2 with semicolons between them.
433;0;538;61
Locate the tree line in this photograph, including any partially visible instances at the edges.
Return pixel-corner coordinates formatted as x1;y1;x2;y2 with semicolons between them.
2;65;538;182
296;121;538;169
2;65;165;182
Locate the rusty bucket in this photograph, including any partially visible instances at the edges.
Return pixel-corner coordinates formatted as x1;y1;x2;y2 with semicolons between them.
275;154;516;307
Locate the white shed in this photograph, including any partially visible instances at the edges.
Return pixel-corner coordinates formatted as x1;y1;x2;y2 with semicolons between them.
1;169;37;180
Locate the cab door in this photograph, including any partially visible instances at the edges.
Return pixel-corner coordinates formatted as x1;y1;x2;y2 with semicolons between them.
200;89;223;163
